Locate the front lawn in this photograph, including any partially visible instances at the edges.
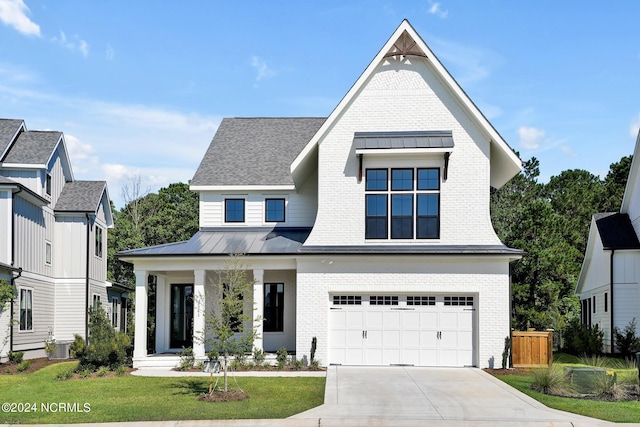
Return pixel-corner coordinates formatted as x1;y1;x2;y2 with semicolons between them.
0;362;325;424
492;355;640;423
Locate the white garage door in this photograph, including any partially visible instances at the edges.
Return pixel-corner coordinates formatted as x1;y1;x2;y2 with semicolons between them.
329;294;474;367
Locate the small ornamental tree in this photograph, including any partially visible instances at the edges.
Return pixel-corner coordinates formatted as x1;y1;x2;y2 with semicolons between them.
0;279;17;355
199;254;259;393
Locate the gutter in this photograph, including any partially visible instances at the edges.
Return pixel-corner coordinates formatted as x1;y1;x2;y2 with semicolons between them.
9;267;22;354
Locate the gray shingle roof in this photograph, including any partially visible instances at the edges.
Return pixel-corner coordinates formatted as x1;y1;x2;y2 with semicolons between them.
2;131;62;165
594;212;640;249
55;181;107;213
354;131;454;150
191;117;326;186
119;227;313;257
0;119;24;159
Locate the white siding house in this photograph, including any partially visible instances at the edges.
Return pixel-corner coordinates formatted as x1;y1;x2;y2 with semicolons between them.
576;130;640;352
0;119;113;361
120;20;523;369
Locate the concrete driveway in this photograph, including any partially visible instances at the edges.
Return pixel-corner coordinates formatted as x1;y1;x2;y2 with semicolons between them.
292;366;616;426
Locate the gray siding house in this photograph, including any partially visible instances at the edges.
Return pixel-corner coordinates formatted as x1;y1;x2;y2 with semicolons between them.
0;118;113;361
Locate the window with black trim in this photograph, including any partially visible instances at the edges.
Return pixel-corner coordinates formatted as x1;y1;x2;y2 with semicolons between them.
365;167;440;239
45;241;52;265
604;293;608;312
95;227;103;258
265;199;285;222
46;173;52;196
19;288;33;331
264;283;284;332
225;199;245;223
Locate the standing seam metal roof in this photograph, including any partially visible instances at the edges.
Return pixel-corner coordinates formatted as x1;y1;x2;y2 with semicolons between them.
594;212;640;249
354;131;454;150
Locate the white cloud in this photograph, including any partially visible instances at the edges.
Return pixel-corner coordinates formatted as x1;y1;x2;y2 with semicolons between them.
428;1;448;19
52;30;89;57
630;113;640;138
251;56;276;83
106;45;114;60
64;133;99;174
559;145;577;157
518;126;546;150
0;0;40;36
428;37;502;86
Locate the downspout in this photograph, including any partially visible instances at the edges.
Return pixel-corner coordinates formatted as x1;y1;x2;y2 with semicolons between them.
85;214;91;341
610;249;615;353
9;188;22;354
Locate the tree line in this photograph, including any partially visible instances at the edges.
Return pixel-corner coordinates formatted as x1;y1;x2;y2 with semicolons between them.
107;154;633;338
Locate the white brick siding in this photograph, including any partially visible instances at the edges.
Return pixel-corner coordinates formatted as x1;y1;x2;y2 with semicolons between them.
295;256;511;369
305;58;502;247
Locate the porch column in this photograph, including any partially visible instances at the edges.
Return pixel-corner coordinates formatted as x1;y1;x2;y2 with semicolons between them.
193;269;206;359
133;270;148;359
253;269;264;351
154;275;167;353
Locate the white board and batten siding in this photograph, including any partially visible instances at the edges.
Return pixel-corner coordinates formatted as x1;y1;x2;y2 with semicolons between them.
612;251;640;338
12;273;55;354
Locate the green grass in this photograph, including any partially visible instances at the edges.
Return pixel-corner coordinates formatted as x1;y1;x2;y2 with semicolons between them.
494;358;640;423
0;362;325;424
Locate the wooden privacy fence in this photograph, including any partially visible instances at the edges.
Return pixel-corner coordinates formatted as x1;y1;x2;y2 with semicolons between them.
512;330;553;368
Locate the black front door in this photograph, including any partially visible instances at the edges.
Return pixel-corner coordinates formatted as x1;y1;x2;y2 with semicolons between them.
170;284;194;349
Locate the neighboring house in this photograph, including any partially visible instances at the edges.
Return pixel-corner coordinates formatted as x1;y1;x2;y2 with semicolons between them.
576;130;640;353
106;281;132;333
120;20;523;369
0;119;113;361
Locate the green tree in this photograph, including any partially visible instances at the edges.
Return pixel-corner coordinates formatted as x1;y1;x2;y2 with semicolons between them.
199;254;258;393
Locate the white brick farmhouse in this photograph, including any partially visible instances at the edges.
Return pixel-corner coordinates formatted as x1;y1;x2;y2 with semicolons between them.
120;20;523;369
576;130;640;353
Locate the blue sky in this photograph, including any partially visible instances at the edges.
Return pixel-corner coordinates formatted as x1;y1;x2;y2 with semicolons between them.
1;1;639;207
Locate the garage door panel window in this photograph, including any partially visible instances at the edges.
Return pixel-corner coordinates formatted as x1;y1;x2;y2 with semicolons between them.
333;295;362;305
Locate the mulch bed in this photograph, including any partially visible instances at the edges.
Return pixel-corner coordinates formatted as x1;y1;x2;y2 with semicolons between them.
0;357;69;375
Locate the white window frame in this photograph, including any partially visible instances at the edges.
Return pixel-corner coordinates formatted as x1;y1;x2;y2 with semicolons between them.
45;241;52;265
95;227;103;259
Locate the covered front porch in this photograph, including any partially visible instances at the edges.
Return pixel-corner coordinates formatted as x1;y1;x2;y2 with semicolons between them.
131;262;297;369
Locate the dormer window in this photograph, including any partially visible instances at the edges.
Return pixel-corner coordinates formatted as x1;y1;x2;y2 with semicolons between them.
265;198;285;222
46;173;52;196
225;199;245;223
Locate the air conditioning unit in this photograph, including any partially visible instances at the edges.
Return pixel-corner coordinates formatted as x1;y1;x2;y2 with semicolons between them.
51;341;70;360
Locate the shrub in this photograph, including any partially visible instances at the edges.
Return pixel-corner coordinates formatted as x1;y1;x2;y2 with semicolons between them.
177;346;195;371
16;360;30;372
115;365;127;376
78;368;92;378
291;359;304;371
276;347;288;365
8;351;24;364
614;318;640;358
562;319;604;356
70;334;86;359
76;308;132;371
309;359;320;370
96;366;110;377
253;348;265;364
55;367;74;381
262;362;271;370
531;364;572;396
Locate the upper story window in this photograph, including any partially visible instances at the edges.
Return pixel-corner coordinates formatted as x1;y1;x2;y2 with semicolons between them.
265;198;285;222
46;173;52;196
365;168;440;240
95;227;103;258
225;199;245;223
45;241;52;265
